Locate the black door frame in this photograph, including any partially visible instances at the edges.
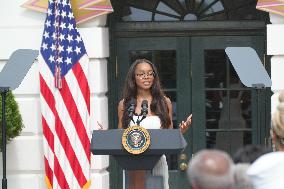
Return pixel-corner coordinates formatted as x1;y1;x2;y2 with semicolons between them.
107;20;269;189
108;21;267;131
115;36;192;189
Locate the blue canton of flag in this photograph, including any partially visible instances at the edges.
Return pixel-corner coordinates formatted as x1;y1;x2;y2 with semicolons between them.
40;0;86;83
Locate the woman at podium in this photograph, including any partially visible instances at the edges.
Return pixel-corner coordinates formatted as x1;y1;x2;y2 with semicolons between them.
117;59;192;189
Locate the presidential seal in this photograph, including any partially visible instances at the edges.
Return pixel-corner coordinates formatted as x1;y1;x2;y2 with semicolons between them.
122;125;151;155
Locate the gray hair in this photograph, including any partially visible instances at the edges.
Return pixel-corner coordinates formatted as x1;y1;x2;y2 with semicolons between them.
233;163;254;189
187;149;235;189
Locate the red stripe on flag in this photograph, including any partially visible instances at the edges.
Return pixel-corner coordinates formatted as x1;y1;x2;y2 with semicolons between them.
42;116;54;151
44;156;53;187
60;77;91;162
55;113;87;187
41;73;88;187
54;156;71;189
72;62;90;114
40;74;56;115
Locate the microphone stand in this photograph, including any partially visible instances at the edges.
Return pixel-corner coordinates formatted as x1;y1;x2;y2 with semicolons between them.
252;83;265;144
136;111;148;126
137;100;148;126
136;115;146;126
127;107;136;126
1;87;9;189
130;116;136;125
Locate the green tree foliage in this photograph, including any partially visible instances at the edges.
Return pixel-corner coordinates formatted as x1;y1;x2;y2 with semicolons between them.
0;91;24;151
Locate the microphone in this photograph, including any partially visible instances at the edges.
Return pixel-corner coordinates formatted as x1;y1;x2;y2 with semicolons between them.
137;100;148;125
127;98;136;124
141;100;148;117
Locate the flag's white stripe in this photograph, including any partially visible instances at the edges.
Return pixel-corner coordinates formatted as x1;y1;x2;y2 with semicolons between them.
78;55;90;84
40;58;83;188
53;119;81;189
53;123;81;189
77;56;91;140
41;99;55;178
40;59;89;179
39;55;55;88
40;94;55;134
66;66;89;120
66;67;90;139
54;87;90;179
40;55;56;185
43;137;54;172
53;174;61;189
53;132;65;189
78;56;92;139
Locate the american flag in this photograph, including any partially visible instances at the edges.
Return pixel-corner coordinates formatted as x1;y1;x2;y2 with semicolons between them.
39;0;91;188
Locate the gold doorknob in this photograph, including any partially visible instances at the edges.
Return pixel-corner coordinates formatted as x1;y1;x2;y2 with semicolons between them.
180;162;188;171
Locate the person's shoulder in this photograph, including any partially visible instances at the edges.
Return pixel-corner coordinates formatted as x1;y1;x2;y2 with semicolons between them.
118;99;124;110
164;96;172;108
119;99;124;104
164;96;172;104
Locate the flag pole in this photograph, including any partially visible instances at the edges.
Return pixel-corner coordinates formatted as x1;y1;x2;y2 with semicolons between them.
1;87;9;189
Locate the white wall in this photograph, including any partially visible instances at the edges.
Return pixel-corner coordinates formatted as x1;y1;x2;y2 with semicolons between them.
0;1;110;188
268;13;284;114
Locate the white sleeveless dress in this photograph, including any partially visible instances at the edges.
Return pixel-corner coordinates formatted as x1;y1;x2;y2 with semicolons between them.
130;115;169;189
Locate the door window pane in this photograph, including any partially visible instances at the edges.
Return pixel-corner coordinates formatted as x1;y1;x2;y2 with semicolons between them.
241;91;252;129
229;90;251;129
129;50;177;89
204;50;227;88
204;49;252;154
206;90;222;129
207;131;252;154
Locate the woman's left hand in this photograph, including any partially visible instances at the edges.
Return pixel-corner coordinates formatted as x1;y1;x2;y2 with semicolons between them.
179;114;192;133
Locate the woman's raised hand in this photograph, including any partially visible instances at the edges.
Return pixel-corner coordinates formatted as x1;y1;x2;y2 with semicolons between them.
179;114;192;133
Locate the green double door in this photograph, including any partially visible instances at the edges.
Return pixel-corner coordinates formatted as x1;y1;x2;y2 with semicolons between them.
111;35;270;189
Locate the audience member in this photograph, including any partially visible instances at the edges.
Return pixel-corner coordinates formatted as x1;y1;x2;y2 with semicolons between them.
187;149;235;189
247;152;284;189
271;91;284;151
233;145;270;164
233;163;254;189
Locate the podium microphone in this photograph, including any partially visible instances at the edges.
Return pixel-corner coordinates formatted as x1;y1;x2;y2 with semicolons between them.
137;100;148;125
141;100;148;117
127;98;136;124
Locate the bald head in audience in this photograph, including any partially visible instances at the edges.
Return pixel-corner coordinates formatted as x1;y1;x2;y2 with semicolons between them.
187;149;235;189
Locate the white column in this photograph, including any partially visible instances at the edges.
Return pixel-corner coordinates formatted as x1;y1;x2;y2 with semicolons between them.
0;1;110;188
